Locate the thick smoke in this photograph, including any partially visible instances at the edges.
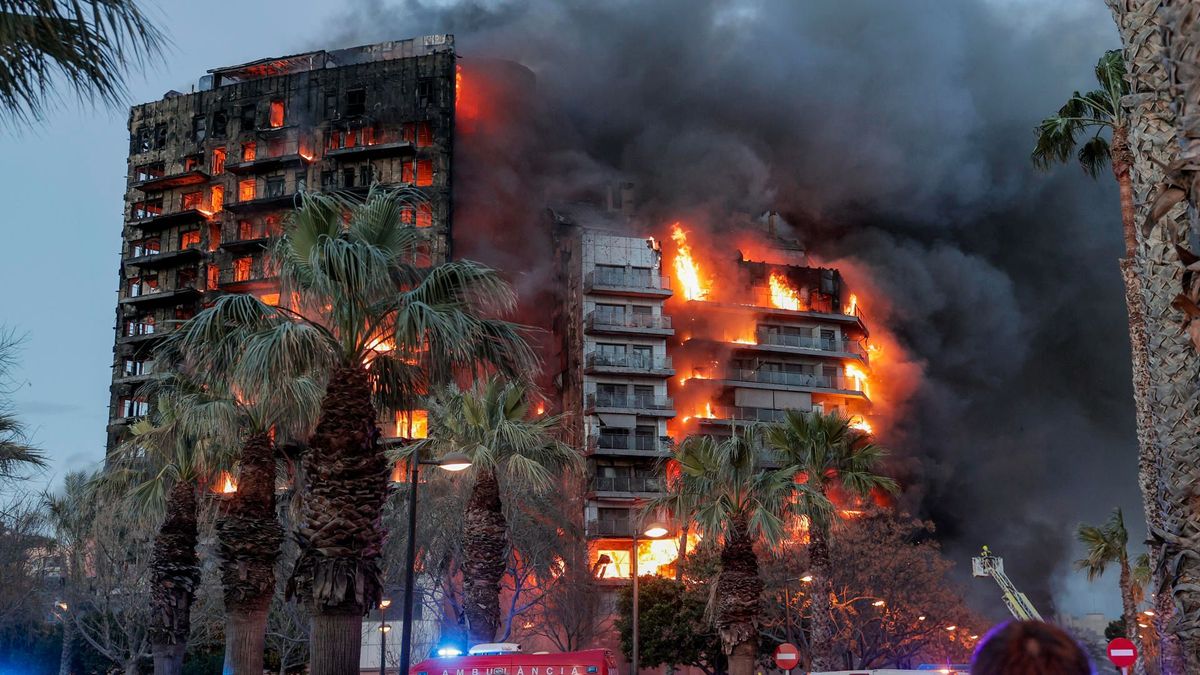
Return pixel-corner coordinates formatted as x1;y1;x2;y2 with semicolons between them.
332;0;1136;616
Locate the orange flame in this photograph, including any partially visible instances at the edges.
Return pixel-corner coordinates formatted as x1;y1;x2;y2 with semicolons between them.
395;410;428;439
847;293;860;316
214;471;237;494
671;224;708;301
535;402;546;416
768;272;803;311
845;363;871;398
849;416;874;434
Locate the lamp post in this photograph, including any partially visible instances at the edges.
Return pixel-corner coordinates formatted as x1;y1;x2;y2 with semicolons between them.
379;598;392;675
631;512;669;675
396;449;472;675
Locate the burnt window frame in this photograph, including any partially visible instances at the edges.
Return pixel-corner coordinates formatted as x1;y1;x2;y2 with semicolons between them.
346;88;366;116
191;114;207;142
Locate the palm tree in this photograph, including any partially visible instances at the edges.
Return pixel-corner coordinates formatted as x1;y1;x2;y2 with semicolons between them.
1076;509;1140;656
1105;3;1200;669
0;330;46;482
655;428;798;675
139;361;322;675
0;0;163;121
1033;51;1134;253
406;377;580;644
103;395;232;675
44;472;97;675
173;186;534;674
761;410;898;672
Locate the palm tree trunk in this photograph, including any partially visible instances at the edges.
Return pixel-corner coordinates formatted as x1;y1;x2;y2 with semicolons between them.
148;479;200;675
1121;558;1140;645
675;523;689;582
58;614;73;675
808;523;836;672
219;431;283;675
287;364;389;675
715;512;762;675
463;468;508;645
1106;3;1198;671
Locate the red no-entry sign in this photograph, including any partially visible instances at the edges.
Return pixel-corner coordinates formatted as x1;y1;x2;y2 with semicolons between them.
774;643;800;671
1107;637;1138;669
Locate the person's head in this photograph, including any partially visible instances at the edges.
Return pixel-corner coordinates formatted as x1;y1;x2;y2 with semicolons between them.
971;620;1092;675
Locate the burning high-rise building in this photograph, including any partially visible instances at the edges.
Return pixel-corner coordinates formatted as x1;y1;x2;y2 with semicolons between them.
552;207;875;580
107;36;457;449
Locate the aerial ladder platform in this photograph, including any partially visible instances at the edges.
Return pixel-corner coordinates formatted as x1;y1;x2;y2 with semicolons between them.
972;546;1043;621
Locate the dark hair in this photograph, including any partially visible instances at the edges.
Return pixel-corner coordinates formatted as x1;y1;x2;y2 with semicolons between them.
971;620;1092;675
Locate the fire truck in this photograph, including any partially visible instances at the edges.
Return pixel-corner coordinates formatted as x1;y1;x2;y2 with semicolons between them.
410;644;619;675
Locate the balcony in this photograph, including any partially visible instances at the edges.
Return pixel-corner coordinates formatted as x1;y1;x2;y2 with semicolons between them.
753;330;869;363
724;368;865;395
124;246;205;270
586;393;675;417
585;270;672;298
226;141;309;174
584;352;673;376
133;169;210;192
585;312;674;337
326;140;414;160
588;517;635;538
129;208;208;231
224;192;298;214
589;434;673;458
220;236;272;253
693;406;792;425
590;475;665;495
119;286;202;308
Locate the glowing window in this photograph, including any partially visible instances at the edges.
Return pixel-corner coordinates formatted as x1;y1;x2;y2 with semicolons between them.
238;180;256;202
259;293;280;306
269;100;285;128
416;159;433;187
416;203;432;228
180;230;201;248
402;161;414;184
400;206;415;225
210;185;224;212
395;410;428;439
241;142;256;162
181;191;202;210
212;147;226;174
206;265;219;289
233;257;253;282
416;122;432;148
208;225;221;251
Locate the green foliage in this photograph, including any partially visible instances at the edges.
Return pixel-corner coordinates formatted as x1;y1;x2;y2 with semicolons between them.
1106;618;1126;642
403;377;581;489
657;427;797;548
0;0;164;122
0;329;46;483
614;575;726;674
1031;50;1128;176
761;410;898;536
1075;508;1129;581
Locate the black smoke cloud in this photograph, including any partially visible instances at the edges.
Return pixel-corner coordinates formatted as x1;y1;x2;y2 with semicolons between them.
330;0;1138;616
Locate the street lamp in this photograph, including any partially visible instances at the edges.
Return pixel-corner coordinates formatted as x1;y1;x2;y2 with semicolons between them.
395;449;473;675
379;598;393;675
631;511;669;675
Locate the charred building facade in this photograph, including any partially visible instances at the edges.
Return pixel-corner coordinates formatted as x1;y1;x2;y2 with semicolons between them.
107;36;457;449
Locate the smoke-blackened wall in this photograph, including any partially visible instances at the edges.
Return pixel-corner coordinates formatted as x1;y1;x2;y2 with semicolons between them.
332;0;1135;616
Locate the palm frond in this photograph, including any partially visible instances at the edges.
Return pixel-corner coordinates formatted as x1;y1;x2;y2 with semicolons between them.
1077;134;1111;178
0;0;165;122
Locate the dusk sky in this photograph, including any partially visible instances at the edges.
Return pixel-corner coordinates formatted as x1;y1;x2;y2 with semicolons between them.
0;0;1129;619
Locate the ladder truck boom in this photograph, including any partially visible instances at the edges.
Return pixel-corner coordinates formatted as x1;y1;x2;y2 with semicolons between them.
972;546;1043;621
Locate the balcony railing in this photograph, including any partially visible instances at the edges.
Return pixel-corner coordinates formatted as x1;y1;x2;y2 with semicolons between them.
584;352;673;372
593;434;673;454
726;368;864;392
585;270;672;295
697;406;791;424
756;331;866;358
590;476;665;494
586;312;673;333
588;518;634;537
587;393;674;411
